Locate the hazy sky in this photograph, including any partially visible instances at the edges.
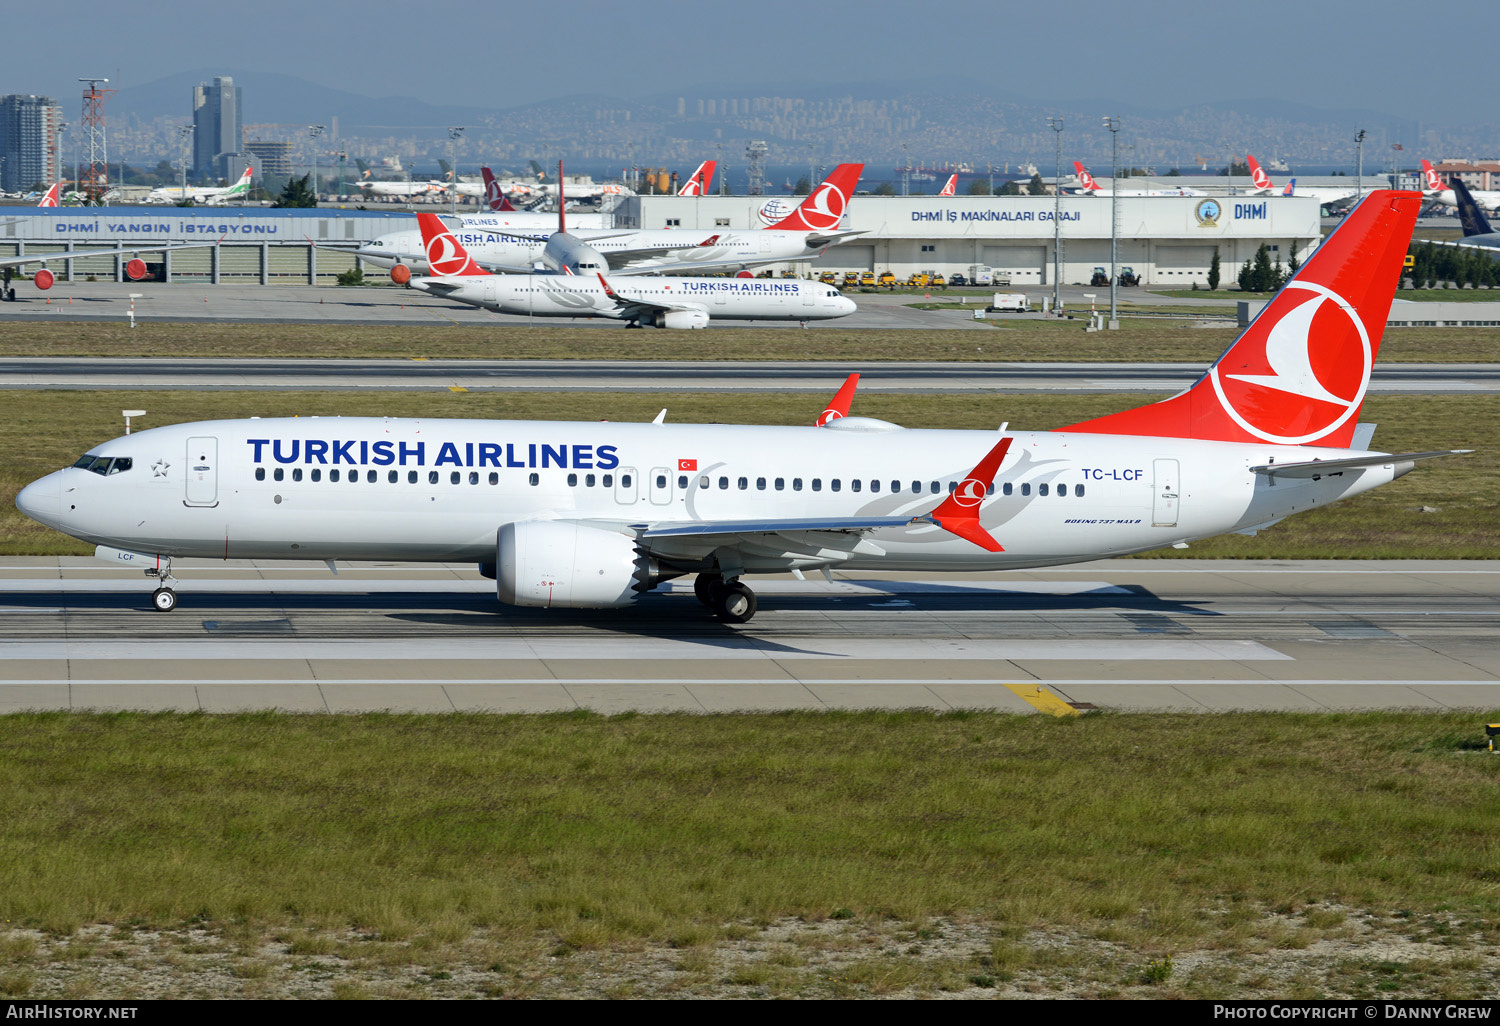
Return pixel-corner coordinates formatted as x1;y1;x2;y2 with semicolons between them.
3;1;1494;123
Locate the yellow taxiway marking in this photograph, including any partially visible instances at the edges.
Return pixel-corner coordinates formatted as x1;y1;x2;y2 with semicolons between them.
410;357;429;362
1004;683;1081;717
448;386;468;393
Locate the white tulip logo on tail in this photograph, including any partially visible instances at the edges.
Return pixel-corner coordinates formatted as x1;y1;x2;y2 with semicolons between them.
800;183;848;231
1211;281;1370;444
425;231;469;276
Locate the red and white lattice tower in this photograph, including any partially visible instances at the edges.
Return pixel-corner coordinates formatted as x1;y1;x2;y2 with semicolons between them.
78;78;115;205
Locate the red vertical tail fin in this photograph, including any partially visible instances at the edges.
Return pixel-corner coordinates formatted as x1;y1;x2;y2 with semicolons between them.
414;212;489;277
1061;191;1422;448
939;174;958;197
1073;161;1101;193
480;167;516;211
1247;154;1274;193
678;160;716;196
1421;159;1444;194
766;164;863;231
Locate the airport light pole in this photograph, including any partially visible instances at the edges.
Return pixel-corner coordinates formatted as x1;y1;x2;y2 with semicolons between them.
901;143;910;197
307;125;325;204
1047;116;1063;316
176;124;191;201
447;126;465;215
1103;115;1120;329
1354;129;1366;199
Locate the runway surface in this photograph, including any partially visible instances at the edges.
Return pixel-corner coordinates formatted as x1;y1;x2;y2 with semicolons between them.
4;357;1495;395
2;558;1496;714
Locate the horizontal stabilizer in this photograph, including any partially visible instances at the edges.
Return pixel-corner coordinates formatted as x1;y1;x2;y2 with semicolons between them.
1250;450;1471;478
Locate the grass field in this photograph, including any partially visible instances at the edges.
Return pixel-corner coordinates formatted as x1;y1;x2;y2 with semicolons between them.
0;320;1497;362
1;389;1491;558
1;711;1498;999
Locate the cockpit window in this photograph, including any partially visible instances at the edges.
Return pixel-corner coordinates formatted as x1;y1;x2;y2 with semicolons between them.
72;454;132;476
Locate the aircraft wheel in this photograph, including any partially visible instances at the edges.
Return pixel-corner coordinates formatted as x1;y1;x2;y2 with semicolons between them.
694;574;720;607
4;289;13;302
151;587;178;613
713;581;757;624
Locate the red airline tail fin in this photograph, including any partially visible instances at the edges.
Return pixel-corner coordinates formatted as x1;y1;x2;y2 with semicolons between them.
480;167;516;211
414;213;489;277
1073;161;1101;192
817;373;860;426
939;174;958;197
678;160;717;196
36;182;61;207
1061;191;1422;448
1247;154;1273;193
767;163;864;231
919;437;1013;552
1421;159;1444;194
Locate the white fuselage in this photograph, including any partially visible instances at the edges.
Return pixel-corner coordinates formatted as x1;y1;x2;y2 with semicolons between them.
355;181;447;199
1426;188;1500;212
361;224;838;275
409;274;855;323
358;213;613;270
18;418;1400;573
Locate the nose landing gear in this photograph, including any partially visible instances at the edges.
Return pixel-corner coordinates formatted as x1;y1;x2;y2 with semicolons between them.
694;574;758;624
145;558;178;612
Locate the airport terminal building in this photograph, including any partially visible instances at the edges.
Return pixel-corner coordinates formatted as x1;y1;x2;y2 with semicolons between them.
0;195;1321;287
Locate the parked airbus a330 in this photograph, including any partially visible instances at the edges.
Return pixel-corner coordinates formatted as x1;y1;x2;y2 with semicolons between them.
16;192;1465;621
358;164;865;277
401;212;856;327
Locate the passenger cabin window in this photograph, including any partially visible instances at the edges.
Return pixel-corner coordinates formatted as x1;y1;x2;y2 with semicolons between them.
1002;482;1013;496
529;473;539;486
316;469;326;482
274;468;284;482
408;470;418;484
1039;483;1049;496
1021;483;1031;496
292;468;303;482
450;472;461;485
793;478;803;491
737;477;747;490
429;471;440;484
489;472;499;485
678;475;688;490
389;470;399;483
255;467;265;481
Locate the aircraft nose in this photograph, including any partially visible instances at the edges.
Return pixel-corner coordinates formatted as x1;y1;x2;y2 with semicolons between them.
16;472;61;526
839;297;858;315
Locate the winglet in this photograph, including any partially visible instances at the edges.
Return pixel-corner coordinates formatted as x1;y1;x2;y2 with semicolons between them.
817;373;860;426
595;272;621;302
913;437;1013;552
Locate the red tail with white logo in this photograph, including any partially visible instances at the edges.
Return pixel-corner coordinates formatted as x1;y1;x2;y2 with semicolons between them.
413;213;489;277
1062;191;1422;448
1072;161;1102;193
678;160;717;196
939;174;958;197
1420;159;1445;194
1247;154;1274;194
766;163;864;231
36;182;61;207
480;167;517;211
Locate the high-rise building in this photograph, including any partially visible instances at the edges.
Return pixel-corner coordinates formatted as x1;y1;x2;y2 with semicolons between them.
245;140;292;178
192;76;243;181
0;94;64;193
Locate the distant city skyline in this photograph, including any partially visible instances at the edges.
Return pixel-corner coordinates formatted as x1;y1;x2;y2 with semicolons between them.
1;1;1495;127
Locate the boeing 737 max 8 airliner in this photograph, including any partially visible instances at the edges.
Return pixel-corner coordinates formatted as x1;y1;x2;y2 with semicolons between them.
15;192;1466;622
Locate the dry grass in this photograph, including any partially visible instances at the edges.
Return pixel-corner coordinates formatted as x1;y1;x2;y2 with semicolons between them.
2;711;1499;998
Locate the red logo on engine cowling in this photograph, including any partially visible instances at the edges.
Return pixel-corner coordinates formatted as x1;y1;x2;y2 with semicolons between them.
1210;281;1371;444
425;231;469;276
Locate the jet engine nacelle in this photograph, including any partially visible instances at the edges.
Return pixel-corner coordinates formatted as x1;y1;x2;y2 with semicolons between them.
34;268;54;290
390;263;412;285
125;258;148;281
496;520;647;608
654;308;710;330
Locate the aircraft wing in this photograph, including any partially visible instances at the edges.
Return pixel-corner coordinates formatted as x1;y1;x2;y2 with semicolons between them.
593;273;706;317
803;229;866;247
643;515;918;540
0;239;224;270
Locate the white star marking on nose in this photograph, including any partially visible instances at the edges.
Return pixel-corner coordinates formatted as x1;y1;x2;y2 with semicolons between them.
152;460;170;477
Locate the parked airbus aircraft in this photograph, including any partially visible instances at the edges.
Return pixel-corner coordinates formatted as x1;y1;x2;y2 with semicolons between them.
1072;162;1204;197
360;163;865;278
401;212;856;328
1419;160;1500;213
16;191;1465;622
1245;155;1361;208
145;166;255;205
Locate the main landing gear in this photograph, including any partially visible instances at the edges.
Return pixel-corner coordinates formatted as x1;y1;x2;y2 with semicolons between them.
145;558;178;612
694;574;757;624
